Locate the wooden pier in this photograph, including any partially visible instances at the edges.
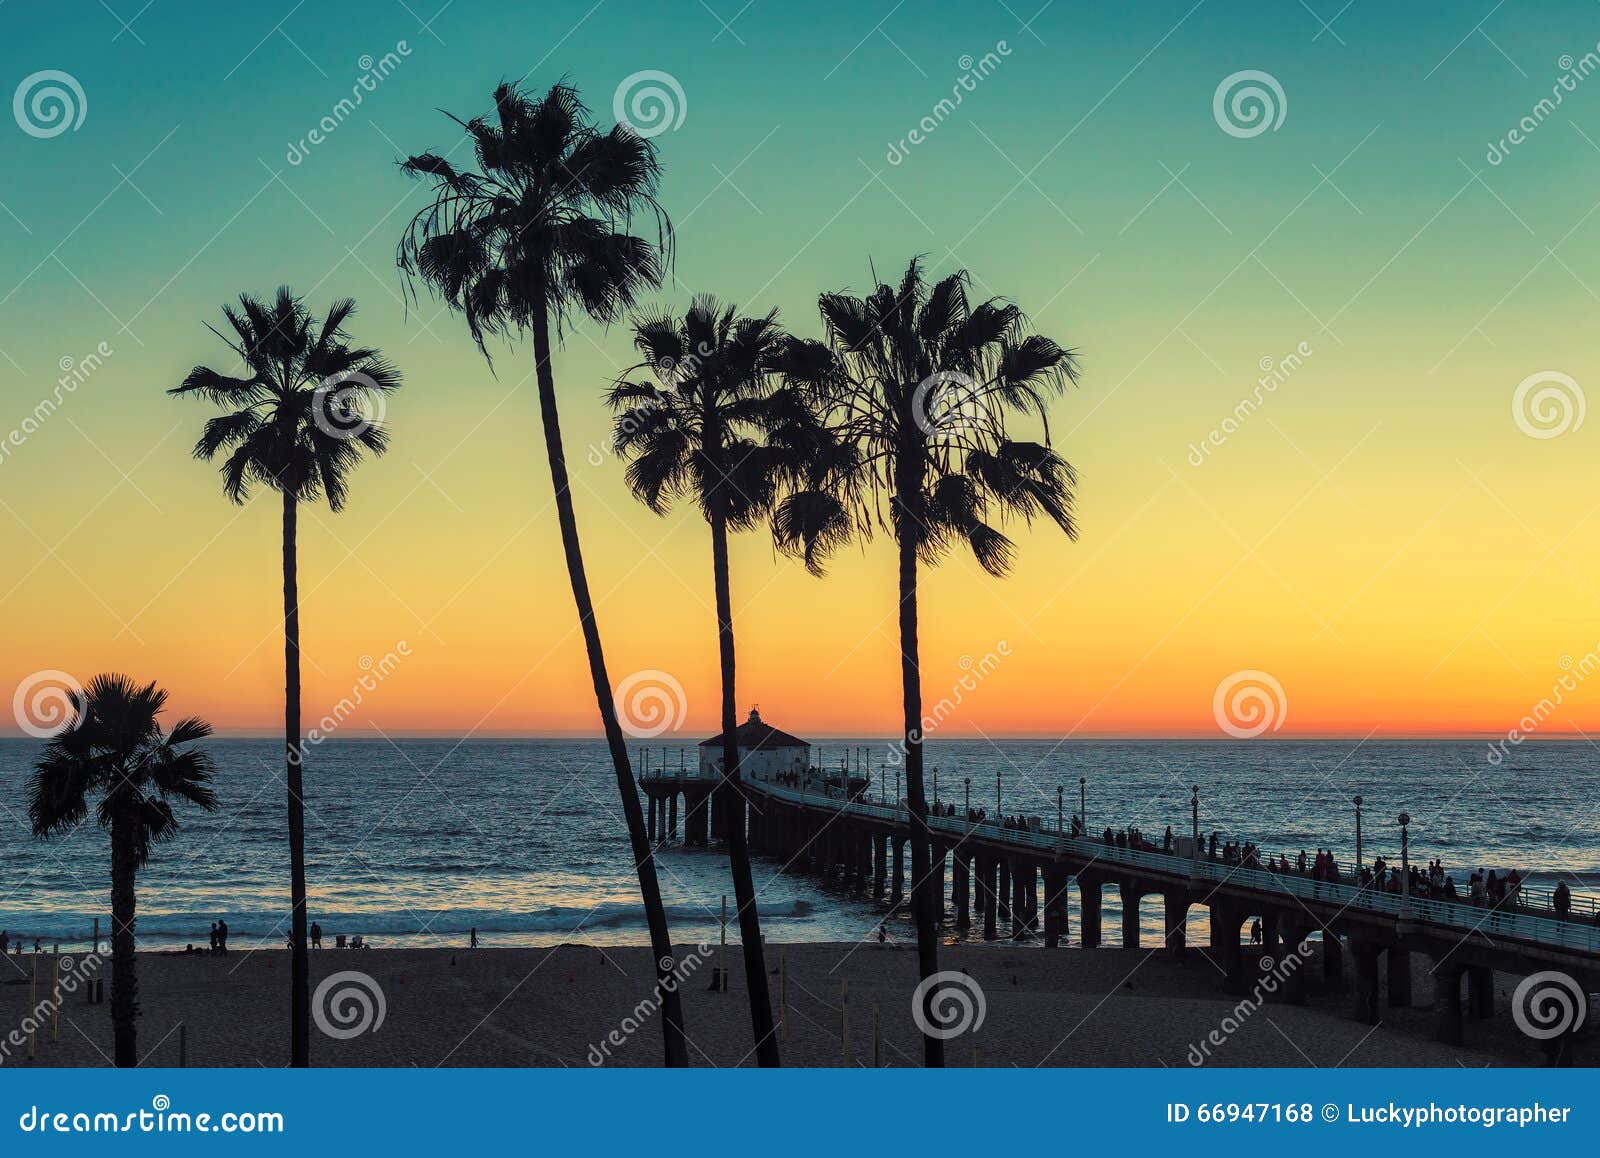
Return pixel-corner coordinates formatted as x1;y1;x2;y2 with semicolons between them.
639;765;1600;1059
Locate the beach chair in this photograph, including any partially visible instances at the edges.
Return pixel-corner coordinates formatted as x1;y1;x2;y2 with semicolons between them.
336;934;347;949
350;935;365;949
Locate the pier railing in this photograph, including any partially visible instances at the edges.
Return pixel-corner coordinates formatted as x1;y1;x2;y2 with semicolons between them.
741;776;1600;958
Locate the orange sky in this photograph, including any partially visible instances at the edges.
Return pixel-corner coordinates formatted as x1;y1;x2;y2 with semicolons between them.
5;3;1600;743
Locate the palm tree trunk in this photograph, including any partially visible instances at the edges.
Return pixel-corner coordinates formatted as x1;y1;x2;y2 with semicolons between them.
283;488;310;1068
710;513;779;1066
529;298;687;1067
108;806;138;1067
898;524;943;1066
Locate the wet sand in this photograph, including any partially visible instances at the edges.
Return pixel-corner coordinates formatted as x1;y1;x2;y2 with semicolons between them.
0;940;1558;1067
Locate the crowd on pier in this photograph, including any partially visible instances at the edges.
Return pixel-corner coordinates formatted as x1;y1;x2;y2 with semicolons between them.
768;769;1594;926
1080;821;1597;926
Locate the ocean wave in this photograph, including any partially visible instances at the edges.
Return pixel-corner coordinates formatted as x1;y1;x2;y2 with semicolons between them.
0;899;821;945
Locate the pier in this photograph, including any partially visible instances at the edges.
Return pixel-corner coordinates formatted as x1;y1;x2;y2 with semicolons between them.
639;761;1600;1058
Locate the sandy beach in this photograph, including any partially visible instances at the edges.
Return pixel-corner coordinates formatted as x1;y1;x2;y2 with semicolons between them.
0;940;1565;1068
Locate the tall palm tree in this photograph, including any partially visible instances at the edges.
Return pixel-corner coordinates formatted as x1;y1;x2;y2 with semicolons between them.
169;288;399;1067
776;258;1079;1066
395;80;688;1065
606;298;835;1067
28;674;217;1067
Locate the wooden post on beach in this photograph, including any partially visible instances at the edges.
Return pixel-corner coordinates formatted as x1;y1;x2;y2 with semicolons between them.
28;953;36;1060
840;979;850;1065
92;917;99;955
719;895;728;993
872;1002;880;1068
51;947;59;1041
780;949;788;1040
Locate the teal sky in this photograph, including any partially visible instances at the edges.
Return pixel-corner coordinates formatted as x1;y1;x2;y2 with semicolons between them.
6;0;1600;738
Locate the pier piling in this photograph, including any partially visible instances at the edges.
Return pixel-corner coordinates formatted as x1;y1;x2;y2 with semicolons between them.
1386;947;1412;1008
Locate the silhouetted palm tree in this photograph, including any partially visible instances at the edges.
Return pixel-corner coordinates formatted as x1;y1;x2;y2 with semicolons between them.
169;288;398;1067
395;80;688;1065
777;258;1078;1066
607;298;836;1067
28;674;217;1067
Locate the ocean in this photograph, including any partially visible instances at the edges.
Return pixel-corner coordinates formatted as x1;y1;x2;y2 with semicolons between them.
2;737;1596;953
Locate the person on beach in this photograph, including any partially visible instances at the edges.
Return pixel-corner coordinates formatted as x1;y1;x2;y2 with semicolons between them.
1555;881;1572;920
470;927;479;949
0;931;7;955
217;918;229;953
311;921;322;948
209;922;218;953
1250;918;1262;945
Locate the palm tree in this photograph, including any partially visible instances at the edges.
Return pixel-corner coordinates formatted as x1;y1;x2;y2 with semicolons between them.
28;674;217;1067
169;288;399;1067
776;258;1079;1066
396;81;688;1065
606;298;836;1067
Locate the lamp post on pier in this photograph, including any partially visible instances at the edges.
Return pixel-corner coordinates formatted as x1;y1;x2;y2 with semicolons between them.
1078;775;1086;833
933;768;939;809
1398;811;1413;929
995;770;1002;820
1190;784;1201;879
1353;795;1363;882
964;777;971;816
895;767;901;805
1057;785;1064;833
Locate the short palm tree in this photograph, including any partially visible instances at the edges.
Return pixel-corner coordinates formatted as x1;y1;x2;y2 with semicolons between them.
396;81;689;1065
607;298;836;1067
777;258;1079;1066
29;674;217;1067
169;288;399;1067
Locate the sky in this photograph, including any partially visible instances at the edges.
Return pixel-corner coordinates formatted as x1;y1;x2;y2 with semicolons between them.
2;0;1600;741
